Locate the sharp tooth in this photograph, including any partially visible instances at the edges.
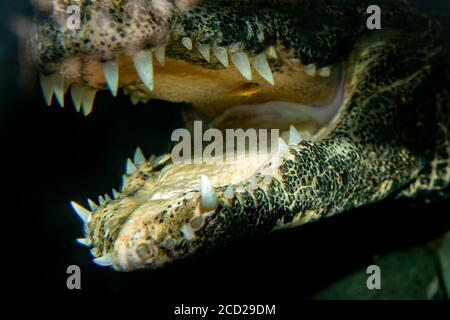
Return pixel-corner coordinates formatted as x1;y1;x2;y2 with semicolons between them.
87;198;97;211
70;201;91;223
304;64;317;77
133;50;154;92
98;195;105;206
181;37;193;50
112;188;120;199
104;194;112;202
197;44;211;63
133;147;146;165
70;84;83;112
40;74;54;106
76;238;90;247
126;158;137;175
154;46;165;66
103;60;119;96
231;52;252;81
53;73;65;107
252;53;274;85
213;47;229;67
318;66;331;78
266;46;278;60
224;185;234;199
278;137;289;157
93;253;113;267
130;94;140;105
81;88;96;116
288;125;302;145
199;175;218;212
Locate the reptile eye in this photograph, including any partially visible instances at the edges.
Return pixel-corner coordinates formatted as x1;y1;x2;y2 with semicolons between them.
190;216;205;231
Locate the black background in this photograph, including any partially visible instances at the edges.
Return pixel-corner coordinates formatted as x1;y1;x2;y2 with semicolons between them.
2;0;450;309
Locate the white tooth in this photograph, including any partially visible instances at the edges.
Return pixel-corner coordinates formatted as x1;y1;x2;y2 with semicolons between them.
154;46;165;66
197;44;211;63
278;137;289;157
133;50;154;92
40;74;54;106
181;37;193;50
126;158;137;175
133;147;146;165
199;175;218;211
98;195;105;206
70;84;83;112
76;238;90;247
70;201;91;223
87;198;97;211
112;188;120;199
103;60;119;96
231;52;252;81
82;88;96;116
266;46;278;60
223;185;234;199
93;253;114;267
318;66;331;78
53;73;65;107
104;194;112;202
213;47;229;67
304;64;317;77
130;94;140;105
288;125;302;145
252;53;274;85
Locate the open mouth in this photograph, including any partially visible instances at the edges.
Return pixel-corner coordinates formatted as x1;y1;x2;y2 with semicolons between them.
38;37;347;140
30;1;371;270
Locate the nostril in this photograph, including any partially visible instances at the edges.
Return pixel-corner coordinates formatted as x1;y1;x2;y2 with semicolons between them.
136;243;154;261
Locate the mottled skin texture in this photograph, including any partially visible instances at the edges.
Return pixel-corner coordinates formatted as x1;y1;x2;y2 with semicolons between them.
30;0;449;271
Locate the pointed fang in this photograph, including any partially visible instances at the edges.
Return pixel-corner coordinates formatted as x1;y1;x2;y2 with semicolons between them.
199;175;218;212
126;158;137;175
181;37;193;50
133;147;146;165
70;84;83;112
197;44;211;63
53;73;65;107
288;125;302;145
213;47;229;67
82;88;96;116
40;74;54;106
77;238;90;247
252;53;274;85
93;253;114;267
133;50;154;92
231;52;252;81
278;137;289;157
103;60;119;96
70;201;91;223
154;46;165;66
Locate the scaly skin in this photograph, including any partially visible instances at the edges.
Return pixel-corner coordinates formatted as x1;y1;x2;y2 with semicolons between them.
29;0;449;271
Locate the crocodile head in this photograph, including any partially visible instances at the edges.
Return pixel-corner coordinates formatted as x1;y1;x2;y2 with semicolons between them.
29;0;450;271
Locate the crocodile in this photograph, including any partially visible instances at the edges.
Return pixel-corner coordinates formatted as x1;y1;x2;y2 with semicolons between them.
29;0;449;271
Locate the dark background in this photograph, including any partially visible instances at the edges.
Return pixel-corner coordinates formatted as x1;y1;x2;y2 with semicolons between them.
2;0;449;307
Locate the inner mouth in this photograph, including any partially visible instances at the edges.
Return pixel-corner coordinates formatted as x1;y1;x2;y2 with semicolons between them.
39;39;345;138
